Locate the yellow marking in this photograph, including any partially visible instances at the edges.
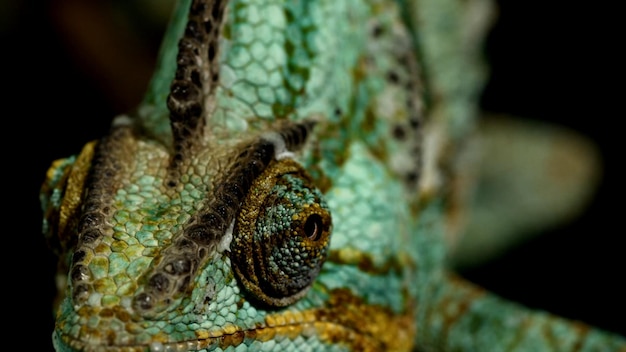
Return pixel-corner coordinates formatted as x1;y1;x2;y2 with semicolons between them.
196;330;210;339
221;324;239;335
58;287;414;351
58;141;97;245
327;247;414;276
254;327;275;342
258;288;415;351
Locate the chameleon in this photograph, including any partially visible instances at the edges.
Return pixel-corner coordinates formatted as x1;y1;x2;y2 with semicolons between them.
39;0;626;351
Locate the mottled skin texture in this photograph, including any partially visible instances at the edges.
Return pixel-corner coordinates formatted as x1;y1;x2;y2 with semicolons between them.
40;0;625;351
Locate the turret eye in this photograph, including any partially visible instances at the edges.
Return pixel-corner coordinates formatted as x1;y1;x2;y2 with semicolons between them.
230;158;332;307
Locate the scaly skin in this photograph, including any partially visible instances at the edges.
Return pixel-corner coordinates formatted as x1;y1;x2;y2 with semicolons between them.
40;0;626;351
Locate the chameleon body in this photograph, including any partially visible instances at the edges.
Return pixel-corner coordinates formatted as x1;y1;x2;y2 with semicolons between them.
40;0;626;351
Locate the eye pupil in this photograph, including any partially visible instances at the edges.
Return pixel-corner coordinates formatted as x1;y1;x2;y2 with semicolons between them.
303;214;323;241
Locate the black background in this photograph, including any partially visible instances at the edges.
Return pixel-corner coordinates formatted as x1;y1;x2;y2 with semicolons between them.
3;1;622;351
465;0;624;342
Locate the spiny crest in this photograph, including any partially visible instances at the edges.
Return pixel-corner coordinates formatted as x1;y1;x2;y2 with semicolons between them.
68;126;137;305
132;120;319;316
167;0;228;184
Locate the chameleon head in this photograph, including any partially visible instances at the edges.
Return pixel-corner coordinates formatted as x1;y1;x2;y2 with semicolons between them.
40;0;421;350
42;119;337;351
119;121;333;319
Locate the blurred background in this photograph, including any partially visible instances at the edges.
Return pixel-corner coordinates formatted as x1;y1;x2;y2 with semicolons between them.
2;1;622;350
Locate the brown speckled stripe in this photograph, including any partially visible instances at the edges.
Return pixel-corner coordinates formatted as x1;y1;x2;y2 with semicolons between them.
69;125;137;305
133;121;317;316
167;0;228;185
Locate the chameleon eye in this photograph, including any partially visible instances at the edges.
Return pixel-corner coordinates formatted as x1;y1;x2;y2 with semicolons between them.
229;158;332;308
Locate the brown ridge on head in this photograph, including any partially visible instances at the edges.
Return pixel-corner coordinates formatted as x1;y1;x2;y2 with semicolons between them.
131;138;276;316
132;121;318;317
166;0;227;186
69;125;138;305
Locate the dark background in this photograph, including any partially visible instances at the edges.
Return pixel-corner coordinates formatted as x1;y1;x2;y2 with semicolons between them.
2;1;622;351
465;0;624;342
